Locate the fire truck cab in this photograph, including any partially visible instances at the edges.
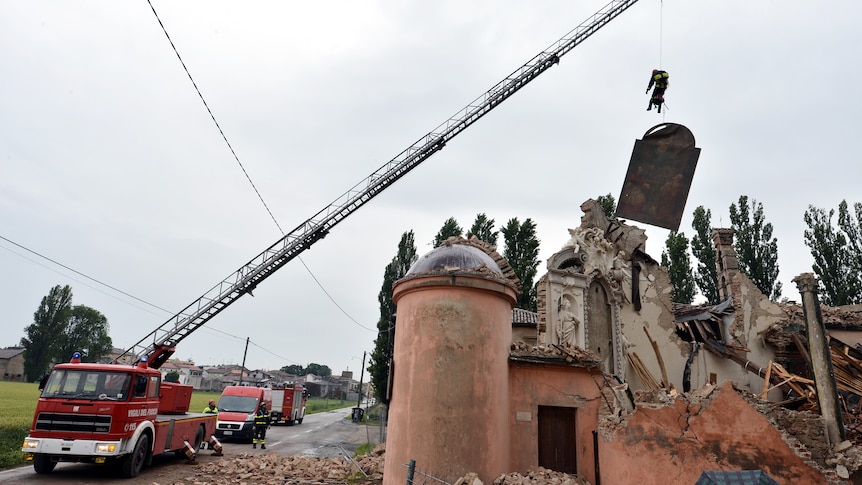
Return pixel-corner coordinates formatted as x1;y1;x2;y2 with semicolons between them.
22;353;216;478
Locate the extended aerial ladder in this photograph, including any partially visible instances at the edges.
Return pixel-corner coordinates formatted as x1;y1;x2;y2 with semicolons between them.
118;0;641;369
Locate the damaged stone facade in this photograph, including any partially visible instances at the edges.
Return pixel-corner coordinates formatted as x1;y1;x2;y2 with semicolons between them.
383;204;862;485
535;200;784;400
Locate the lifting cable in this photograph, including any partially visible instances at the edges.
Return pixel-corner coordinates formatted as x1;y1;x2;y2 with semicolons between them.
659;0;667;116
659;0;664;69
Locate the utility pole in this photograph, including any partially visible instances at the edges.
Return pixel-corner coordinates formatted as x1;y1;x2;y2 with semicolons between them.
356;351;366;408
239;337;249;386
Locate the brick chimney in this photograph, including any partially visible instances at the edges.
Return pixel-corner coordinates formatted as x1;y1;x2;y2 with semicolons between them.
712;228;739;302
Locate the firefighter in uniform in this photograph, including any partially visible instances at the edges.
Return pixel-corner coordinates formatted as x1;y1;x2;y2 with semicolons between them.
646;69;669;112
252;402;270;449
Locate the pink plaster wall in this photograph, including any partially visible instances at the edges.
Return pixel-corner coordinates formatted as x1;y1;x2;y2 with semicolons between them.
508;362;603;484
383;274;516;485
599;382;825;484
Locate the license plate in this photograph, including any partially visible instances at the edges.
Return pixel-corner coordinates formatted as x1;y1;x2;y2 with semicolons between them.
223;430;233;435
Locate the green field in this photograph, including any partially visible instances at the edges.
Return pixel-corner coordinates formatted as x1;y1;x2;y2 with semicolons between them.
0;381;354;471
0;381;39;470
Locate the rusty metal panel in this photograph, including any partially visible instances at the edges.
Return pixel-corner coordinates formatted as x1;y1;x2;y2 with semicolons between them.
616;123;701;231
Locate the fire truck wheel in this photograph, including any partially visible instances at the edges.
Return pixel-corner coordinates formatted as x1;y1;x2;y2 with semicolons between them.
33;454;56;474
121;434;150;478
193;425;206;451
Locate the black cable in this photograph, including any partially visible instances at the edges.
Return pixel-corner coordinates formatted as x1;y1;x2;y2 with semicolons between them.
145;0;283;235
146;1;375;334
0;234;171;314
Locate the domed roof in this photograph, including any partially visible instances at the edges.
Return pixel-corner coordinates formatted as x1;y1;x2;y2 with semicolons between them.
408;242;503;276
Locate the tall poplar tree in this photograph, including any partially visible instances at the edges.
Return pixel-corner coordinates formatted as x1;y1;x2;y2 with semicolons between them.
432;217;463;247
368;231;417;404
21;285;73;381
661;231;696;304
21;285;113;381
803;201;862;306
467;213;498;247
690;206;720;304
501;218;541;311
729;195;782;300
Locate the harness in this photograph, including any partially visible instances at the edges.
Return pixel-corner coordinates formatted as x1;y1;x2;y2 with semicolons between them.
652;71;669;90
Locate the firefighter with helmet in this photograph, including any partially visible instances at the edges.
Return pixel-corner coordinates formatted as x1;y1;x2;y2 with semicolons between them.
252;402;270;449
646;69;669;112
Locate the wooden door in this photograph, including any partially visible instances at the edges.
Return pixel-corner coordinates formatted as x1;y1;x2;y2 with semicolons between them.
538;406;577;473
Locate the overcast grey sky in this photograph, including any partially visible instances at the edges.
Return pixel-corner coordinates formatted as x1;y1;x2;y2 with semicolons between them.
2;1;860;375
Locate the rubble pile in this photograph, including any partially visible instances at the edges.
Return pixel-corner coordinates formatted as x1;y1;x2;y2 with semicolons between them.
182;444;385;484
453;467;590;485
510;341;599;365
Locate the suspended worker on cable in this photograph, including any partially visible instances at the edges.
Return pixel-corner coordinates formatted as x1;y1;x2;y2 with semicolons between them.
646;69;669;113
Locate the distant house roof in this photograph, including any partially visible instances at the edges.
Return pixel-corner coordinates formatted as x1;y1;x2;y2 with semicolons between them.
0;347;24;360
512;308;538;328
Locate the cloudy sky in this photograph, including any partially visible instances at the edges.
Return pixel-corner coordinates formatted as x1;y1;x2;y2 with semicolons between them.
2;1;860;376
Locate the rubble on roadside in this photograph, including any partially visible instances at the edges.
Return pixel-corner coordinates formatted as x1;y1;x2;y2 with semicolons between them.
453;467;591;485
174;443;385;484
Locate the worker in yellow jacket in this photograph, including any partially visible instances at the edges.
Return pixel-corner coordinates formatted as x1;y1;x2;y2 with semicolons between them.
646;69;669;112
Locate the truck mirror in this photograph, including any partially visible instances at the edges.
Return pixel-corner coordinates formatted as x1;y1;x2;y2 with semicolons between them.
38;373;49;391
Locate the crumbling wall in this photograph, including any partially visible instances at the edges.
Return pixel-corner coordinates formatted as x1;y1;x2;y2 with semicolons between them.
598;382;834;485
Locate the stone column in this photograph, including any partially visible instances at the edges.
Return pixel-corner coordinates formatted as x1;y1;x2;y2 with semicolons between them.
793;272;845;446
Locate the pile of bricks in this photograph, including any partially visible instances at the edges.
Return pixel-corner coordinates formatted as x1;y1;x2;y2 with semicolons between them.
183;444;385;484
454;467;591;485
510;341;599;364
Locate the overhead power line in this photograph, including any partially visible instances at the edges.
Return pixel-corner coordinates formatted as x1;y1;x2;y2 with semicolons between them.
146;0;374;333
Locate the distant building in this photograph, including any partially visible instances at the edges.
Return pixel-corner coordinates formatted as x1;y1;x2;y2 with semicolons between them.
0;346;26;381
159;358;204;389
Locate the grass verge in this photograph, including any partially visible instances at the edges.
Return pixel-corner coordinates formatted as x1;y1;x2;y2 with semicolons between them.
0;381;39;470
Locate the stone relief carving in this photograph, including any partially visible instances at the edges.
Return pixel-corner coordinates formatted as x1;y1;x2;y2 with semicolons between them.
564;226;616;278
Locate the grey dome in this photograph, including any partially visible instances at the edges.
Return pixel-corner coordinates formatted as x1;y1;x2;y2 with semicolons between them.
408;243;503;275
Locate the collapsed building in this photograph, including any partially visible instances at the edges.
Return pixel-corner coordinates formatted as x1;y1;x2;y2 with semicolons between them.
381;199;862;485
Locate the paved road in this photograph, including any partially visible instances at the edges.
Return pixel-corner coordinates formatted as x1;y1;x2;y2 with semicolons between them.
0;406;380;484
223;406;380;457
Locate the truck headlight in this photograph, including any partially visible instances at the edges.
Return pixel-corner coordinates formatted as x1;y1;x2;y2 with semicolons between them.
22;438;39;450
96;443;117;453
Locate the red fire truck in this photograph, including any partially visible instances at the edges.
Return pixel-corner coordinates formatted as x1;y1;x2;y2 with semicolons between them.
21;349;217;478
270;385;307;426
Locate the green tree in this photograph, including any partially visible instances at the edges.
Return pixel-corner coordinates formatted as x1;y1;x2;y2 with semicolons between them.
433;217;463;247
803;201;862;306
467;213;498;247
729;196;782;300
369;231;418;404
661;231;696;304
690;206;720;304
281;364;305;375
596;194;616;219
838;200;862;283
21;285;73;381
165;370;180;383
56;305;112;363
305;363;331;377
501;218;541;311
